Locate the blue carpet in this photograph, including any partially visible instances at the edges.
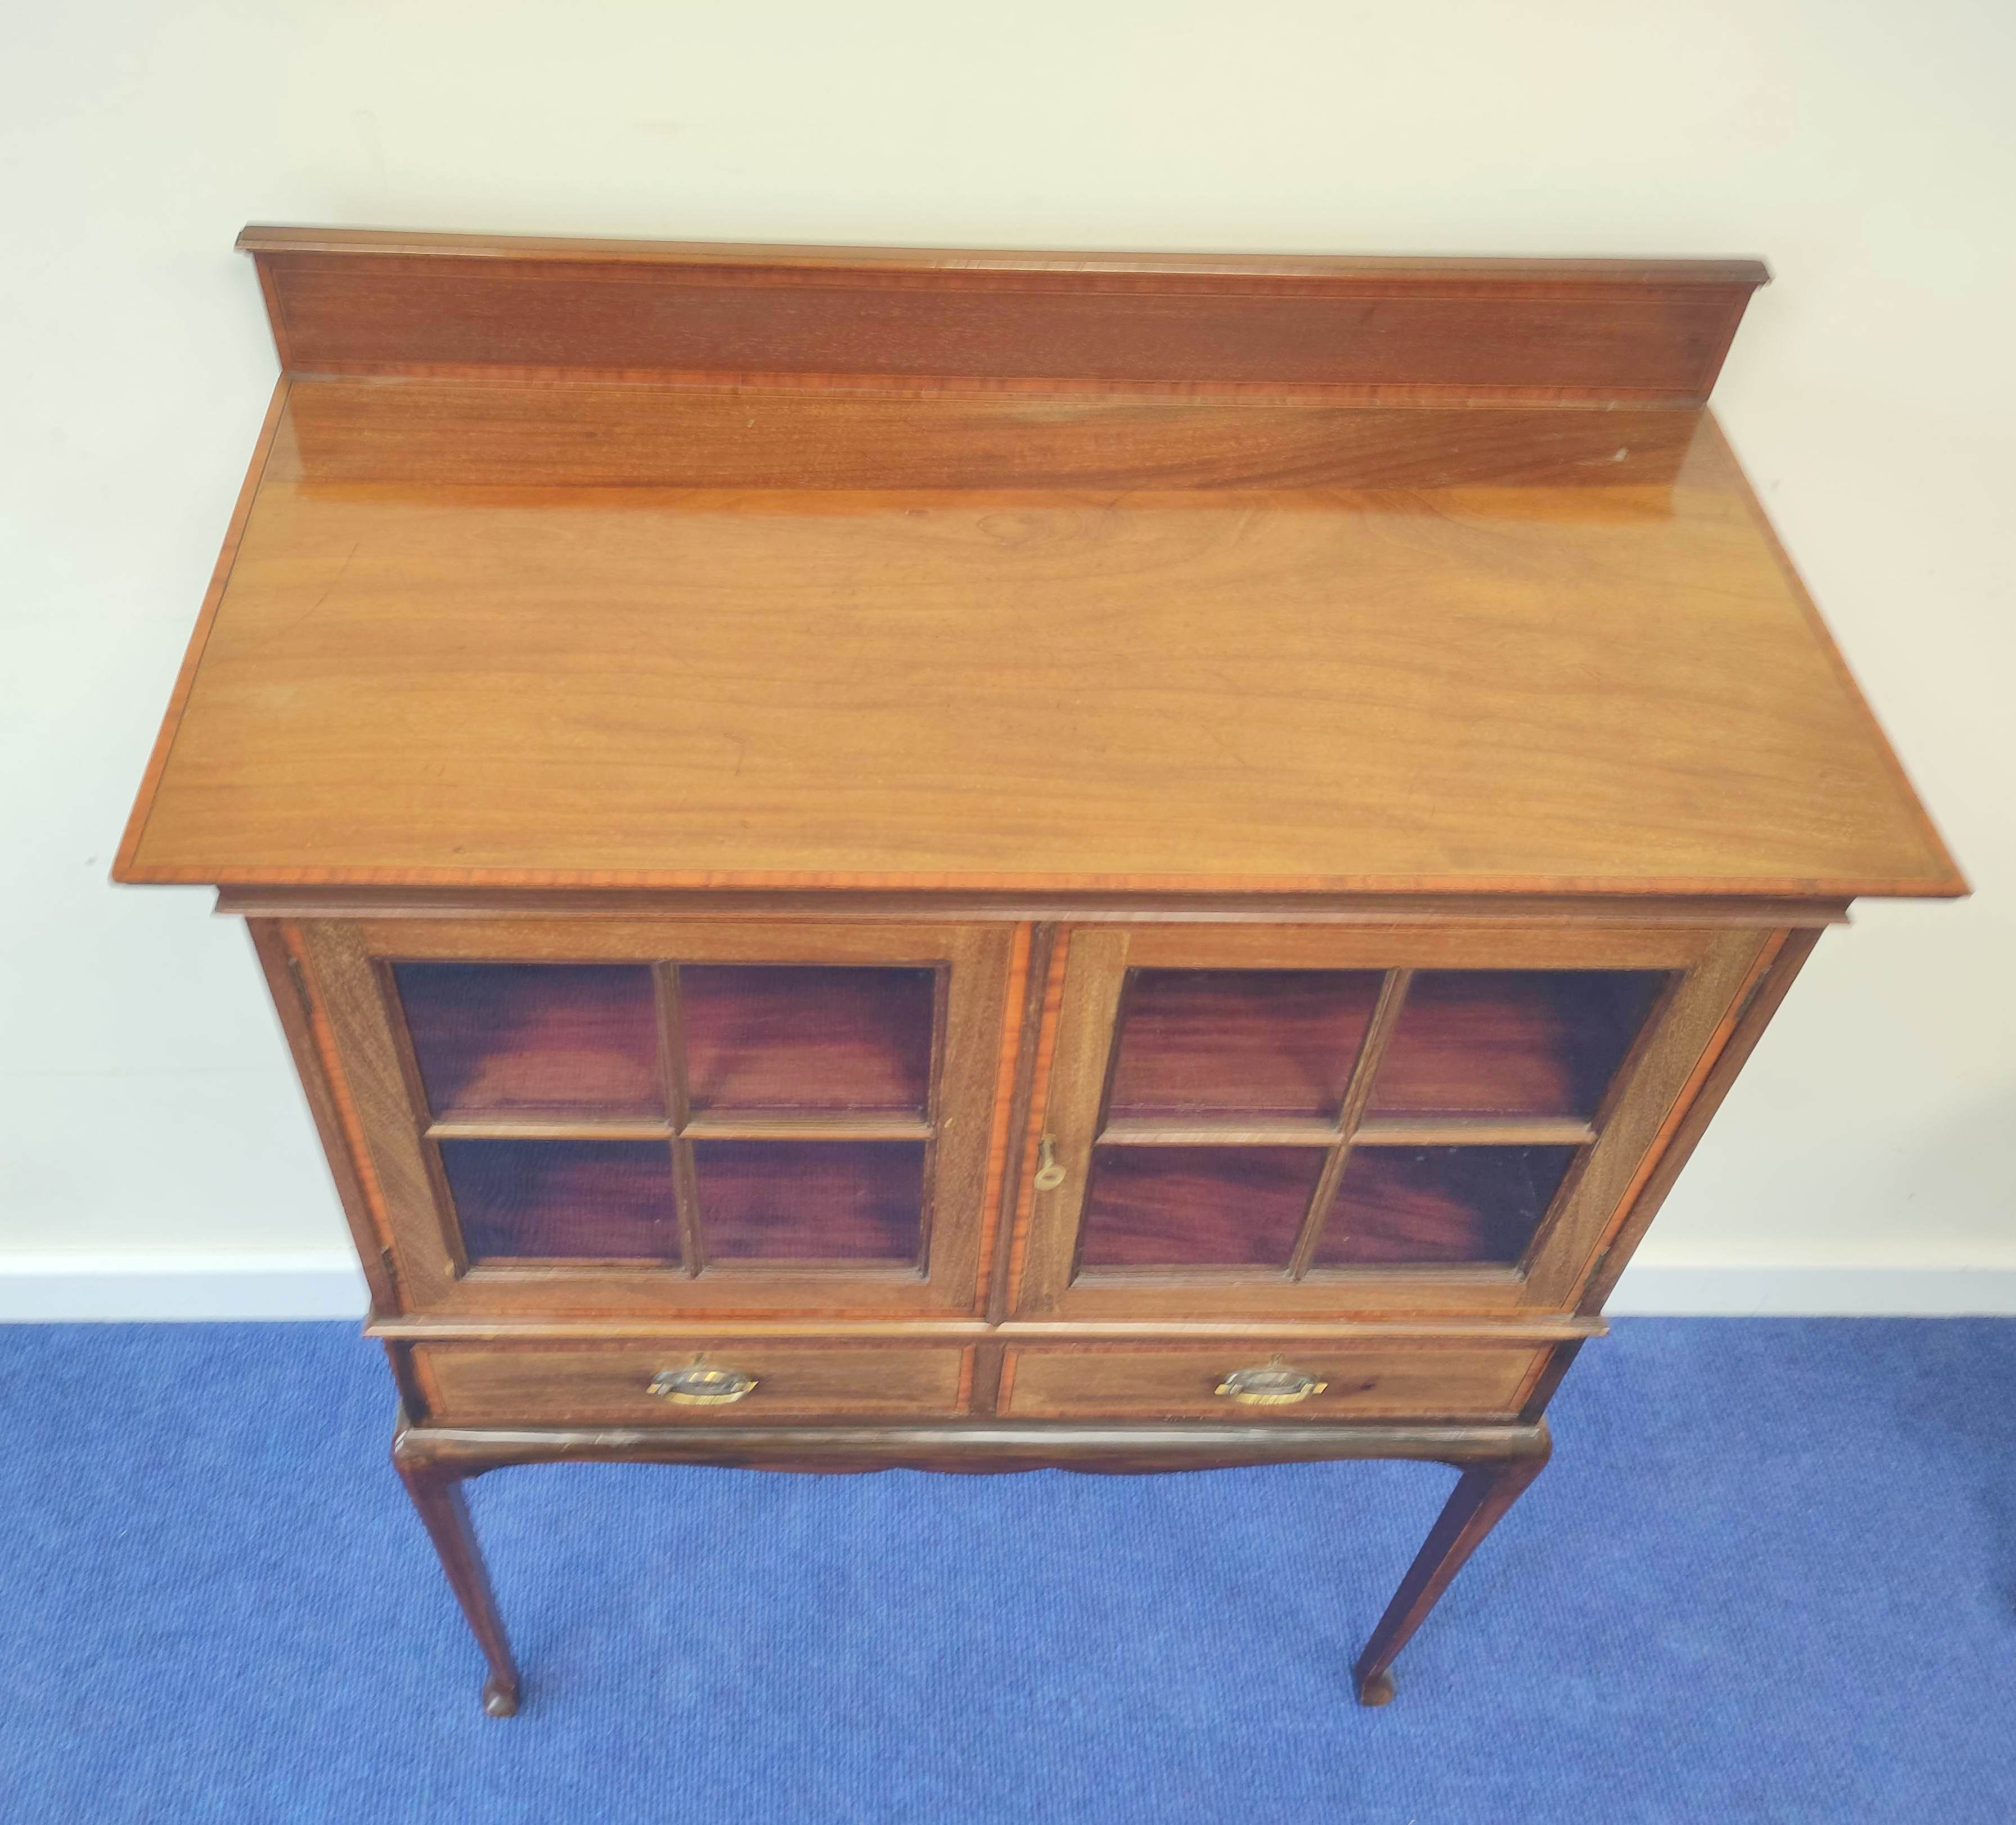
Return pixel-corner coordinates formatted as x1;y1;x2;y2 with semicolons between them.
3;1320;2013;1822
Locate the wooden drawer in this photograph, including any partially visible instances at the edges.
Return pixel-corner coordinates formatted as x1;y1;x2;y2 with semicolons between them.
413;1341;974;1425
998;1342;1546;1421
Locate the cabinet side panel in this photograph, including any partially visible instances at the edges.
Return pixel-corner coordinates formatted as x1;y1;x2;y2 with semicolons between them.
245;918;399;1312
1521;930;1780;1308
1577;927;1822;1312
295;921;461;1306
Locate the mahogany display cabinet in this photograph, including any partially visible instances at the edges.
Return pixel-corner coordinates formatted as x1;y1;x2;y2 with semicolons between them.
115;227;1964;1714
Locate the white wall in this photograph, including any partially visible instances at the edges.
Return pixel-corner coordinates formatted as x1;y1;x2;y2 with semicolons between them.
3;0;2010;1316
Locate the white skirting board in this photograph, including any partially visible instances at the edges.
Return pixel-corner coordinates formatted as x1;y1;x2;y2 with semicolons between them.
0;1253;372;1322
1603;1263;2016;1317
1;1253;2014;1321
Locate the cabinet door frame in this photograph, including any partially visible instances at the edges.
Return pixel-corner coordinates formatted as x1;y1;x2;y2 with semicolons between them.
291;918;1016;1319
1010;922;1777;1320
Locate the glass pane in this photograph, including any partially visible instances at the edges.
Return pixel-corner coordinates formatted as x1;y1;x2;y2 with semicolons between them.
440;1139;679;1261
1370;971;1666;1118
1079;1146;1326;1268
694;1140;925;1262
1315;1145;1578;1266
393;962;662;1117
681;966;936;1113
1106;971;1383;1119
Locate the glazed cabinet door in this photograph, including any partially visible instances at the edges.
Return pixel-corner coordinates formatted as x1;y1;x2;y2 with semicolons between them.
285;920;1016;1319
1011;923;1778;1320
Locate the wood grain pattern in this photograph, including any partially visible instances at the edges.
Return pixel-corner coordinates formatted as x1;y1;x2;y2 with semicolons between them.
998;1342;1543;1421
973;923;1034;1317
1315;1146;1579;1266
1520;929;1774;1307
275;380;1710;490
441;1137;681;1262
691;1139;926;1262
215;886;1853;929
395;1412;1551;1478
414;1339;971;1424
115;231;1968;1718
1078;1146;1330;1267
1106;969;1382;1118
239;228;1764;402
1368;970;1667;1119
679;963;935;1113
115;398;1959;899
392;1451;520;1717
1351;1444;1551;1705
112;376;291;884
367;1313;1606;1343
1576;927;1818;1313
391;960;664;1118
1000;930;1073;1315
246;920;399;1311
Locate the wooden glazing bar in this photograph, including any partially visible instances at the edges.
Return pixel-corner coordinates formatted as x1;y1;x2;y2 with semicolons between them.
1352;1117;1597;1147
679;1112;936;1142
655;963;705;1278
1098;1118;1342;1147
1289;970;1414;1276
426;1118;676;1142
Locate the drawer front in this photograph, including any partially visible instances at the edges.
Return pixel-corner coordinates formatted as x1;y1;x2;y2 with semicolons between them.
414;1341;973;1425
998;1342;1544;1421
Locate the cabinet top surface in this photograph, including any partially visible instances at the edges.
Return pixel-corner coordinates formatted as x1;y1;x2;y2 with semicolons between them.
116;234;1959;900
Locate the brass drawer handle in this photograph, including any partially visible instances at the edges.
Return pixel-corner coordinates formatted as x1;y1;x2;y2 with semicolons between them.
650;1364;758;1406
1215;1365;1328;1406
1032;1135;1067;1192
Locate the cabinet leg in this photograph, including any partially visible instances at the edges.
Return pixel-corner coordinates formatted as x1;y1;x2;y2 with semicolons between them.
395;1455;522;1718
1352;1437;1551;1707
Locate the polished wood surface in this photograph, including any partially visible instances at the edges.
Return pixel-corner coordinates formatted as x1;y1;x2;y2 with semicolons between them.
393;1452;520;1717
1369;970;1667;1118
115;387;1956;900
414;1340;971;1424
394;1410;1552;1477
691;1138;926;1261
239;227;1763;401
998;1342;1541;1420
681;964;935;1112
1107;969;1382;1118
278;381;1713;491
122;230;1964;1715
1351;1443;1552;1706
390;1406;1553;1714
441;1137;679;1261
1079;1145;1330;1267
1315;1145;1579;1266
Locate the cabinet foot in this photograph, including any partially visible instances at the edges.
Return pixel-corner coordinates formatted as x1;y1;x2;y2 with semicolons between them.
482;1674;521;1719
1355;1669;1396;1707
1351;1430;1551;1706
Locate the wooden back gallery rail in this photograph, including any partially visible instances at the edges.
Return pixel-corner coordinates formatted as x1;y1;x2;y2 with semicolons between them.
116;226;1963;1717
